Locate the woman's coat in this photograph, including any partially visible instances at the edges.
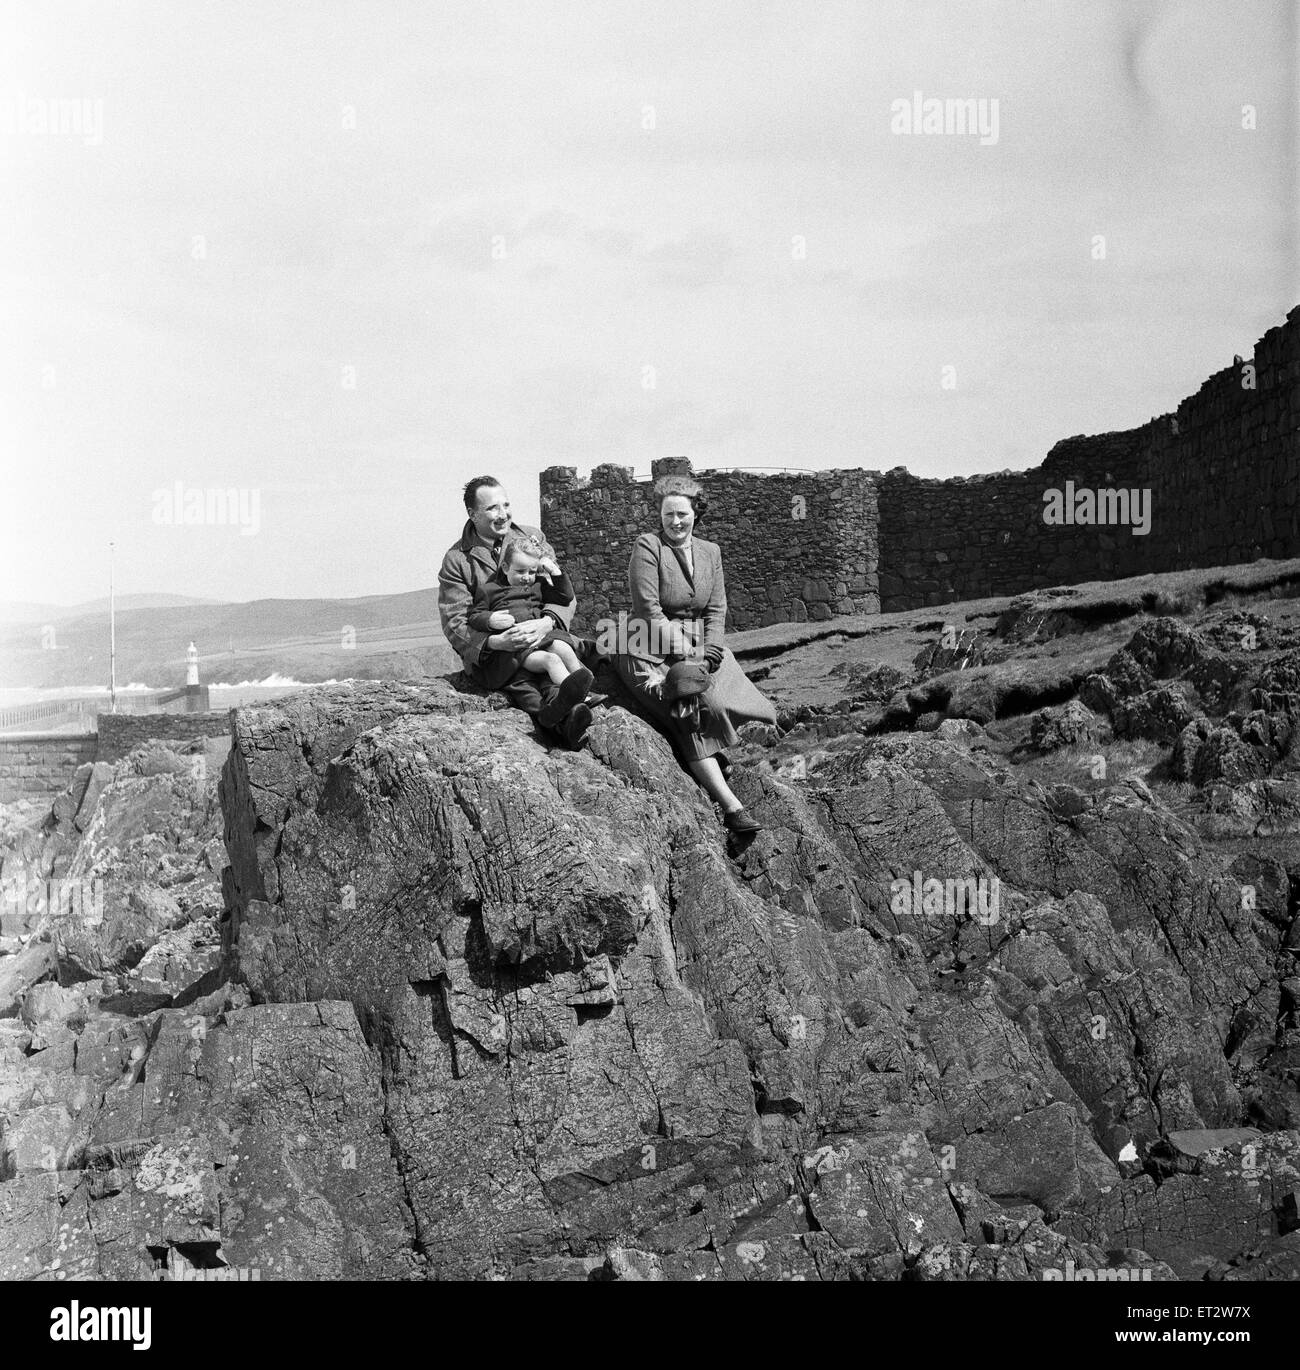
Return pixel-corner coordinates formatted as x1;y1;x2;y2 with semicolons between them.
615;532;777;755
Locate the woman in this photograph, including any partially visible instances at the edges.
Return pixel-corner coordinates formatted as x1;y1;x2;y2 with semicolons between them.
612;474;778;833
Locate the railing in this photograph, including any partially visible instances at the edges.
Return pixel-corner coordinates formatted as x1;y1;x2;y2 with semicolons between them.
0;690;188;732
0;699;99;732
108;692;171;714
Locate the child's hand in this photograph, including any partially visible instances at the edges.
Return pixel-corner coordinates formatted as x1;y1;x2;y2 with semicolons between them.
488;610;514;630
537;556;561;578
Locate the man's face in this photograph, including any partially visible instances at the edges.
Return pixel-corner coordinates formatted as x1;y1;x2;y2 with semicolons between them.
470;485;511;541
504;553;541;586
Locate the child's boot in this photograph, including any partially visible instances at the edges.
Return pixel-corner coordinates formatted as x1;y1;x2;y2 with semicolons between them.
554;666;594;713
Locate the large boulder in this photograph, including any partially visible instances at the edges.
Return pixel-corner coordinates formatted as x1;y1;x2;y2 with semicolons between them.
1029;699;1104;752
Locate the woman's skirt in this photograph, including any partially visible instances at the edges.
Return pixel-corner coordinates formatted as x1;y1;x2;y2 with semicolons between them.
612;644;777;763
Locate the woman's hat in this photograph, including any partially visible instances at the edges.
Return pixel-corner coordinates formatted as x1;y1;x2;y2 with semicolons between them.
662;661;711;702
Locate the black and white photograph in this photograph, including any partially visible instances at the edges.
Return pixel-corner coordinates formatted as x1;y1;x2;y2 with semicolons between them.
0;0;1297;1340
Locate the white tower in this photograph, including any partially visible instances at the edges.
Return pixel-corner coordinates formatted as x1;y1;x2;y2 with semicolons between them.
186;641;199;686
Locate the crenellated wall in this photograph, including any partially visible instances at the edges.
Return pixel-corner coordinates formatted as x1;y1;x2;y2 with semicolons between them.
540;457;879;631
879;308;1298;606
541;307;1299;622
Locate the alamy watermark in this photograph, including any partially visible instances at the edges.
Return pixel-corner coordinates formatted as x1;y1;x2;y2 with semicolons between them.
1042;481;1151;536
593;612;703;658
890;871;1002;925
1042;1260;1152;1282
1;876;103;933
2;94;104;146
890;90;999;145
153;1265;261;1282
49;1303;150;1349
151;482;261;536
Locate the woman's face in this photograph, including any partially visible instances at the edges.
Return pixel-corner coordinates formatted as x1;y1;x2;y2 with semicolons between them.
660;495;695;543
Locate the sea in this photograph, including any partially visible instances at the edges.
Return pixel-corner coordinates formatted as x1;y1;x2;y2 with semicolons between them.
0;675;340;711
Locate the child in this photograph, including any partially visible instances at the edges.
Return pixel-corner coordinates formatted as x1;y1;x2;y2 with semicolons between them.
468;536;595;708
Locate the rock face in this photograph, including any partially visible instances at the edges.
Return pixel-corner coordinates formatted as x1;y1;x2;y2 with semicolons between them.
209;676;1293;1278
1077;614;1300;847
2;611;1298;1280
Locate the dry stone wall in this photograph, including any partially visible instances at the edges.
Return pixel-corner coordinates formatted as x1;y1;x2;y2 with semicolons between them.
540;458;878;632
96;711;232;763
541;307;1298;623
880;308;1298;607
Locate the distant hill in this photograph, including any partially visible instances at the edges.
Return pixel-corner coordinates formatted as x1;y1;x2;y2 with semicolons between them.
0;593;227;624
0;588;459;688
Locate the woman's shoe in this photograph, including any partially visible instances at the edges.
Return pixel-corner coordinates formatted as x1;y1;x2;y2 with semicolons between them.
723;807;761;834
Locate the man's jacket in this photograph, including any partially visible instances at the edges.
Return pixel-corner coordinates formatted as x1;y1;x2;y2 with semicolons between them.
438;519;575;670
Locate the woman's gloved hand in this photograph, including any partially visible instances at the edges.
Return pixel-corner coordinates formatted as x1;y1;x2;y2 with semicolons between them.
670;696;702;729
702;644;725;673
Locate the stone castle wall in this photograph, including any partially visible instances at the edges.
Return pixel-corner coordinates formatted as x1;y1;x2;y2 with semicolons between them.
541;307;1298;623
540;457;879;631
879;308;1298;606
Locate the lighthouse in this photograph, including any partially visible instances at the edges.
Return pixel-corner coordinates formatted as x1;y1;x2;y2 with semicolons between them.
183;642;209;711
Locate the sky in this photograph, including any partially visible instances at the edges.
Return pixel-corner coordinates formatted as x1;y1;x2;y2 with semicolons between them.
0;0;1295;607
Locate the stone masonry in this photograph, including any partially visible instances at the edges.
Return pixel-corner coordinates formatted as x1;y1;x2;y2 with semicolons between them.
541;307;1298;626
540;459;879;632
0;713;232;805
0;735;99;804
95;711;232;764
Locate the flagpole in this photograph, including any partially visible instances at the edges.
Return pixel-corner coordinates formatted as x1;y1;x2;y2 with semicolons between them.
109;540;117;713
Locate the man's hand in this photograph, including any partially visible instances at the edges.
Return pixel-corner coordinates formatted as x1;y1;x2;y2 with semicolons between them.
487;610;514;630
491;618;551;651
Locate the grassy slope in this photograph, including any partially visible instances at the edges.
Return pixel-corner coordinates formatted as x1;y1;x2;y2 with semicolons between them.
4;557;1298;696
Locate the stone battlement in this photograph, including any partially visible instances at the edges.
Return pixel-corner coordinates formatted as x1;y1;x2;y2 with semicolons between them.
541;460;879;630
540;307;1299;628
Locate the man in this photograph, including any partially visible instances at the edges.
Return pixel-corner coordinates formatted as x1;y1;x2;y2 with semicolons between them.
438;475;593;747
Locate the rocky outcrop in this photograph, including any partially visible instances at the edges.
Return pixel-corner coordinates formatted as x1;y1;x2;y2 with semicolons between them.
208;677;1296;1278
2;635;1298;1280
1072;613;1300;849
1029;699;1105;752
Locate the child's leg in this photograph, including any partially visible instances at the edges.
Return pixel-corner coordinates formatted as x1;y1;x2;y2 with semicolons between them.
522;650;567;685
550;640;583;675
548;643;594;712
